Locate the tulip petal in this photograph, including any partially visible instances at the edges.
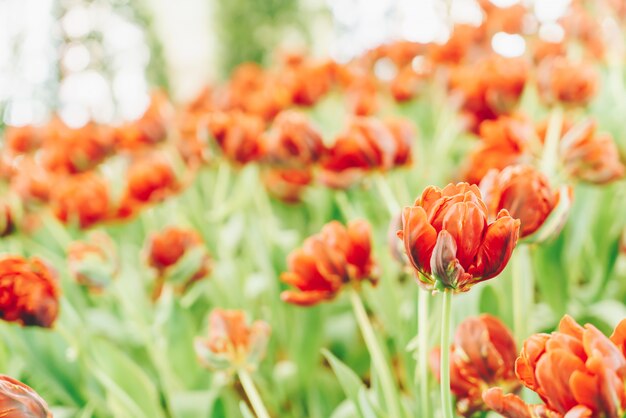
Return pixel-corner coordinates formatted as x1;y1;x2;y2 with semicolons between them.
442;201;487;269
430;229;466;289
482;387;533;418
399;206;437;275
470;210;519;281
280;290;337;306
535;349;585;413
610;318;626;358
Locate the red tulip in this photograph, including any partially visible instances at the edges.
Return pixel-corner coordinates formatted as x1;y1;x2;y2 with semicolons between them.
263;110;325;166
537;57;599;107
397;183;520;292
0;375;52;417
195;309;270;372
67;232;118;291
281;220;377;306
431;314;519;417
485;315;626;418
261;168;313;203
0;256;59;328
51;173;110;228
480;165;570;239
205;111;266;165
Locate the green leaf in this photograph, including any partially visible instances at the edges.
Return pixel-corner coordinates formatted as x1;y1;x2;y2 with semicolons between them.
322;349;379;418
239;401;256;418
90;340;166;418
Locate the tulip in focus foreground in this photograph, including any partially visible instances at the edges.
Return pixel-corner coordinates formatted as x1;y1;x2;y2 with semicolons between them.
430;314;519;417
280;219;377;305
484;315;626;417
0;256;59;328
397;182;520;292
195;309;271;373
0;375;52;418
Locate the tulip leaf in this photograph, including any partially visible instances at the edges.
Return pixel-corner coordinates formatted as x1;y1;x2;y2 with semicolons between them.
239;401;256;418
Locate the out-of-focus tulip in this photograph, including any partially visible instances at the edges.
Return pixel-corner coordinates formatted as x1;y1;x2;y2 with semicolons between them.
281;220;377;306
195;309;271;372
397;183;520;292
114;92;169;151
390;66;424;102
281;57;336;106
3;125;43;155
430;315;519;417
67;232;118;292
428;24;485;65
9;159;56;204
481;2;528;36
558;120;625;185
537;57;599;106
146;227;211;298
385;117;415;166
205;111;266;165
480;165;571;239
261;168;313;204
263;111;325;166
485;315;626;418
450;55;529;132
346;75;379;116
0;256;59;328
51;173;110;228
0;375;52;418
122;155;179;208
463;115;535;184
320;117;400;188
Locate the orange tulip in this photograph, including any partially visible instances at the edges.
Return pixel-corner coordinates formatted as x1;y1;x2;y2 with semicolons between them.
538;57;599;106
123;155;179;206
485;315;626;418
427;24;484;65
0;256;59;328
463;115;535;184
397;183;520;292
9;158;56;204
205;111;266;165
281;220;377;306
320;117;407;188
67;232;118;291
261;168;313;203
263;110;325;166
0;375;52;417
480;165;568;239
430;314;519;417
51;173;110;228
3;125;43;155
195;309;270;372
146;227;211;298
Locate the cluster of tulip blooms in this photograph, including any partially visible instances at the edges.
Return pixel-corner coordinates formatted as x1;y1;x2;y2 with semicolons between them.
1;0;626;417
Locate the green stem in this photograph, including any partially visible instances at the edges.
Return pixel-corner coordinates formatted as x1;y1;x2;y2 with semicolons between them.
238;369;271;418
513;245;533;345
440;289;454;418
540;106;564;180
374;174;400;216
417;289;431;418
349;289;403;418
335;190;356;221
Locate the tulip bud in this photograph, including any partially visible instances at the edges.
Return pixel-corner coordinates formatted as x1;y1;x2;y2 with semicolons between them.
67;232;118;292
0;375;52;418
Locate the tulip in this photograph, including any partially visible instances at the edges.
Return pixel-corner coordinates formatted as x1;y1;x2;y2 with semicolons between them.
0;256;60;328
280;220;376;306
538;57;599;107
263;110;325;166
480;165;571;240
146;227;211;298
430;314;519;417
195;309;272;418
51;173;110;229
205;111;266;165
0;375;52;418
261;168;313;203
397;182;520;292
122;155;179;207
484;315;626;417
463;115;535;184
67;232;118;292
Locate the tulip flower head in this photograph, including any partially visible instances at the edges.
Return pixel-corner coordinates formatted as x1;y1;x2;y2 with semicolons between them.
0;256;59;328
398;183;520;292
67;232;118;292
480;165;571;241
430;314;519;417
0;375;52;418
195;309;271;373
484;315;626;418
51;173;111;229
280;220;377;305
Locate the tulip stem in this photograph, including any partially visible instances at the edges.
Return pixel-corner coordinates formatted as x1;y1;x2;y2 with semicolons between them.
513;245;532;345
349;289;403;418
417;289;431;418
374;174;400;216
238;369;271;418
440;289;454;418
540;106;564;180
